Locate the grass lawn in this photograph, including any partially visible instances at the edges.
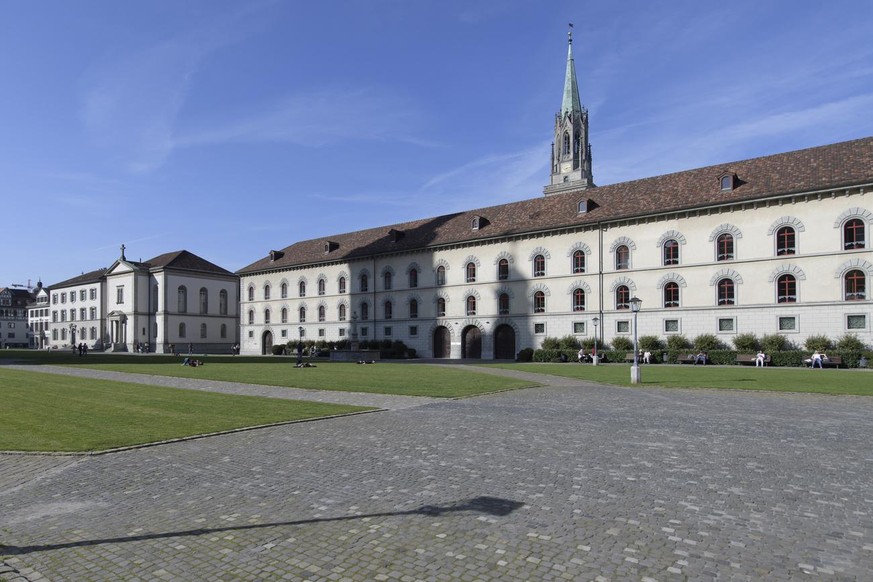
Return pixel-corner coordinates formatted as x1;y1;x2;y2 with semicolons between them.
2;351;534;397
0;368;372;452
484;362;873;396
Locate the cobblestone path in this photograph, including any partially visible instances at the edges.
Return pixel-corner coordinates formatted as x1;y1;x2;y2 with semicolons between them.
2;367;872;580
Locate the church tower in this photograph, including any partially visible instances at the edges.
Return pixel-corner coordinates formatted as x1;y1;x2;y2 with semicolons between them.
544;27;594;196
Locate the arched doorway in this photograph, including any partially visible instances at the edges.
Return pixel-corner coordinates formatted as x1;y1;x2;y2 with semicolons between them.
462;325;482;359
493;324;516;360
433;326;451;358
262;330;273;355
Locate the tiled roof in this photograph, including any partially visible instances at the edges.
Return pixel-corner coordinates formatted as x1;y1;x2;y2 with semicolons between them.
48;268;108;290
145;250;236;276
238;136;873;275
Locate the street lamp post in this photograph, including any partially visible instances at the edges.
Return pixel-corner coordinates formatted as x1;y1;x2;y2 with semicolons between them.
630;297;642;384
69;323;77;347
592;316;600;366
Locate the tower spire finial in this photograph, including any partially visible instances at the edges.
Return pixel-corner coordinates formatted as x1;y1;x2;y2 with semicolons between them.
568;22;573;44
120;243;126;261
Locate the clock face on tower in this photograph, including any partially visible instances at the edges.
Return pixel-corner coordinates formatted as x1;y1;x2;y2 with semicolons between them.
561;162;572;173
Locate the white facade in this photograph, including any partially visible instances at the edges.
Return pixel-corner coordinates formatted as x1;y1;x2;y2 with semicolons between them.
48;250;240;353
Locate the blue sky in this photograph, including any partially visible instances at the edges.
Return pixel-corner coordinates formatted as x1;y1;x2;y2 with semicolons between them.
3;0;873;288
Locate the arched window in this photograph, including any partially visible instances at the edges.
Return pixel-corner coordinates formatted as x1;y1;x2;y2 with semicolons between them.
533;291;546;313
384;301;393;319
360;302;369;320
339;304;347;321
717;278;735;305
776;227;796;256
716;233;734;261
384;272;392;290
572;288;585;312
777;274;797;303
663;240;679;266
318;305;326;322
436;266;446;286
264;309;271;324
247;310;254;325
299;306;306;322
409;269;418;288
338;277;346;294
247;286;254;301
615;245;630;270
281;308;288;323
200;323;207;339
616;286;630;310
360;274;368;292
845;270;866;300
498;258;509;281
318;279;326;295
533;255;546;277
466;262;477;283
466;296;477;316
219;289;228;315
844;219;866;250
264;284;271;300
562;132;571;156
298;281;306;297
178;286;187;313
281;283;288;299
572;250;585;274
220;324;227;339
498;293;510;315
199;288;208;314
436;297;446;317
664;282;680;308
409;299;418;319
179;323;186;338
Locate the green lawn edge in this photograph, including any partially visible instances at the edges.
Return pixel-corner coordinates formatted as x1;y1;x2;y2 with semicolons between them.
482;362;873;396
0;368;372;453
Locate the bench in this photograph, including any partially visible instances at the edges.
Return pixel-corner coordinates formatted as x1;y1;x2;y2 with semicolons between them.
624;351;655;363
803;355;843;368
736;353;771;366
678;353;708;365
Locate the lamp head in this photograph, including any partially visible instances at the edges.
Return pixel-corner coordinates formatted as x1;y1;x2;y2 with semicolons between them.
630;297;642;312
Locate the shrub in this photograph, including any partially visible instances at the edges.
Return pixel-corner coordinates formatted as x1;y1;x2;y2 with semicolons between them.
611;336;634;351
692;334;723;352
517;348;534;362
707;350;737;365
770;351;805;367
579;337;597;350
733;333;759;352
804;334;833;352
541;337;562;350
638;335;664;351
271;345;286;355
760;334;789;353
836;334;866;351
666;334;691;350
558;335;581;350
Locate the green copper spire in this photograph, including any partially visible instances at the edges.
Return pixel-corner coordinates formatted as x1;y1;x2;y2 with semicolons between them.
561;27;582;117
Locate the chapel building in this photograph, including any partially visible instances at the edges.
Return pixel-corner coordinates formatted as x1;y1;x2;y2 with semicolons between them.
236;31;873;358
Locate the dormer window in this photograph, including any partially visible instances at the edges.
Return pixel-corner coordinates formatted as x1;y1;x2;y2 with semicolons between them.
720;174;737;191
323;241;338;254
269;250;284;261
577;199;590;214
470;216;488;231
388;229;403;242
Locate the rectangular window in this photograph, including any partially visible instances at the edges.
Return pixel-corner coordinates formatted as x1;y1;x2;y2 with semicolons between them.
409;326;418;337
281;329;287;338
318;328;325;337
664;319;680;333
90;288;97;300
718;317;735;332
573;322;585;334
339;328;346;337
90;307;97;320
616;320;630;334
384;326;392;337
778;316;797;332
248;330;254;338
80;290;86;301
847;314;867;330
360;326;369;337
534;323;545;334
70;292;76;303
61;292;66;304
116;287;124;304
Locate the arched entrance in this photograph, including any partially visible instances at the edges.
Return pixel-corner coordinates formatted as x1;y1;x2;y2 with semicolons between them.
493;324;516;360
262;330;273;355
462;325;482;359
432;326;451;358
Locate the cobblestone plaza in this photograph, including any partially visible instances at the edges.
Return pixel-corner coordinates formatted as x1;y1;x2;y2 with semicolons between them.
2;367;872;580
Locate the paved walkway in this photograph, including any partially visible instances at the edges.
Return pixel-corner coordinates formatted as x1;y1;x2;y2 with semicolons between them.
2;365;873;580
